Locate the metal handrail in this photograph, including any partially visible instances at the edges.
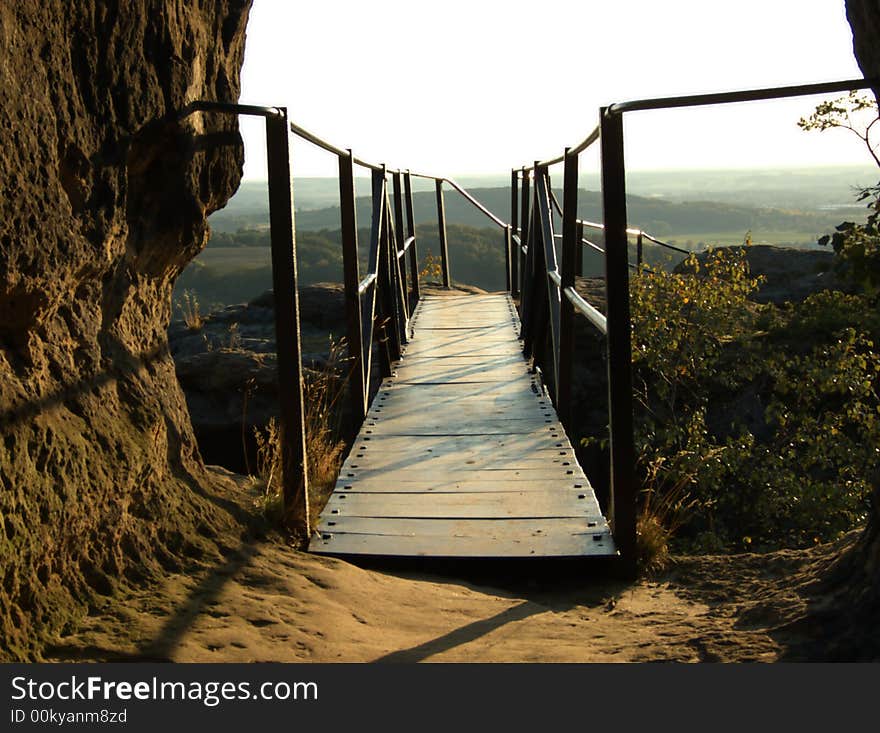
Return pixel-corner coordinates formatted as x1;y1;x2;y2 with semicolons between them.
288;120;386;172
564;286;607;334
607;77;877;115
528;125;600;170
548;188;689;256
183;100;283;118
285;119;510;234
409;171;508;229
358;272;377;295
284;116;511;234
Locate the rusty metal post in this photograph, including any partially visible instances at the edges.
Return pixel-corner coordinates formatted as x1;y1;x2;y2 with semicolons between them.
404;171;420;304
510;170;519;296
265;109;309;535
637;232;643;268
338;150;367;427
435;179;451;288
558;147;578;431
600;107;637;575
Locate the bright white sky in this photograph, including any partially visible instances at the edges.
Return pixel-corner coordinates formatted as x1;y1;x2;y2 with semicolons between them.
237;0;868;179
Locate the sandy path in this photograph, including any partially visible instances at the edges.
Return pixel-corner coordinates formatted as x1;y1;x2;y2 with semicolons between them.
46;536;792;663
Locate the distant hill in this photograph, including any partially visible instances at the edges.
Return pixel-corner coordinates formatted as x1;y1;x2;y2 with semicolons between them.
187;172;872;310
209;165;876;235
291;186;844;244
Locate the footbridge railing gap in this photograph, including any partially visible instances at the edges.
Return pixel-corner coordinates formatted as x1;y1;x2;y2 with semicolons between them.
181;75;875;568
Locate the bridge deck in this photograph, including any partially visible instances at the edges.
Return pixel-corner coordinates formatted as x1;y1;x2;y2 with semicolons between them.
309;293;616;558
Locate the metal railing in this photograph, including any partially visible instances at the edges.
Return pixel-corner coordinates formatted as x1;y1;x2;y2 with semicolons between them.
185;74;876;569
181;101;511;537
507;75;876;571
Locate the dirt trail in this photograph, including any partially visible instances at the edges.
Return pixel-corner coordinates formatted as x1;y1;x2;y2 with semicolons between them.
46;529;841;663
39;464;855;663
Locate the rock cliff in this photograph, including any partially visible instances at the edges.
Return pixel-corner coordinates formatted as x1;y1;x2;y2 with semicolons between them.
0;0;252;660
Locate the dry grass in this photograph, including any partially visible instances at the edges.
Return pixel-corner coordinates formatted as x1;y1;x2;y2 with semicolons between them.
178;290;205;331
636;453;703;573
252;338;350;531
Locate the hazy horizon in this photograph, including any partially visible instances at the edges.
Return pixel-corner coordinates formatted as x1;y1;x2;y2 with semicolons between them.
240;161;879;183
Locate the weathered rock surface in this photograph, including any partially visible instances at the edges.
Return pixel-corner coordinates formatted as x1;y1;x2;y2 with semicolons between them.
0;0;252;660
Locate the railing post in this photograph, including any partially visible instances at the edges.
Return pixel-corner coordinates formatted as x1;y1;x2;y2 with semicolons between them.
435;179;451;288
404;170;420;305
379;170;403;364
600;107;637;575
576;220;584;277
372;169;394;378
510;169;519;296
523;163;547;364
505;226;513;294
391;171;409;341
265;109;309;535
338;149;367;428
558;147;578;431
637;232;643;268
519;167;530;308
503;224;512;293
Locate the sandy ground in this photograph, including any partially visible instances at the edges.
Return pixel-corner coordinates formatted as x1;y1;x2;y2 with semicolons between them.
45;528;843;663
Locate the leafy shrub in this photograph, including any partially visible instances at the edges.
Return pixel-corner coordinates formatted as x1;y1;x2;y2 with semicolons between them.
626;247;878;552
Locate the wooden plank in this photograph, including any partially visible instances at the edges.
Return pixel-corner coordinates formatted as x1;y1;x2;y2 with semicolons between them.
364;415;562;432
335;478;595;493
346;454;579;470
394;354;526;366
323;491;603;518
377;381;544;399
349;432;573;454
343;450;581;472
340;468;587;485
368;408;553;422
370;394;557;412
317;516;608;537
391;364;530;383
312;523;616;558
408;324;515;338
400;342;523;358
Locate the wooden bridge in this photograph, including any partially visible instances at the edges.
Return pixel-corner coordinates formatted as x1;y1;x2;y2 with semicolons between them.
309;292;614;558
187;76;871;573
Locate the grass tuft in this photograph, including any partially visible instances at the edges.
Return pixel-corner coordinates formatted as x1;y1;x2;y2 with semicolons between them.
178;290;205;332
636;453;702;573
251;338;349;532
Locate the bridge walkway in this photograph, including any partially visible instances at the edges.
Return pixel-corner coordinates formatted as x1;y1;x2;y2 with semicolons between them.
309;292;615;559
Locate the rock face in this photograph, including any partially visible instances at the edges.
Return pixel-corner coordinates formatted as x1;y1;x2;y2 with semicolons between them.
0;1;252;660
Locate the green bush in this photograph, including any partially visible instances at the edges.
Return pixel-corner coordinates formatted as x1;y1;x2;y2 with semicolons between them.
624;247;877;552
